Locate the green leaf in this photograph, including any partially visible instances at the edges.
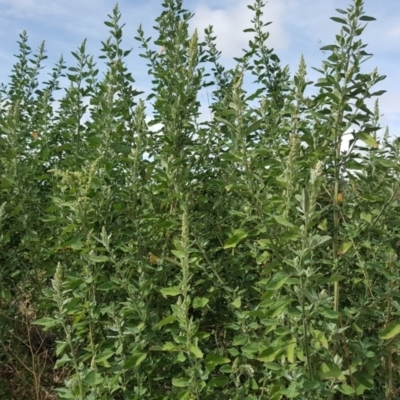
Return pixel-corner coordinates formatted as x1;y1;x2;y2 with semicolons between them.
319;306;339;320
205;353;231;372
312;330;329;349
189;344;203;359
172;238;184;252
0;289;11;301
208;375;228;388
359;16;376;21
172;377;189;387
318;219;328;231
308;235;332;249
320;45;339;51
353;371;374;394
360;212;372;223
303;380;321;391
286;339;296;363
268;300;293;317
231;297;241;308
223;229;248;249
264;272;290;293
337;241;352;255
338;384;355;395
269;385;282;400
246;88;264;101
273;215;294;228
113;144;132;154
67;239;84;250
370;90;386;96
232;335;249;346
258;346;284;362
160;286;181;297
163;256;181;267
214;116;235;129
124;352;147;369
192;297;209;309
56;341;68;357
95;349;114;365
162;342;178;351
98;281;118;291
171;249;185;258
219;153;237;161
154;315;177;329
356;132;378;147
89;255;109;263
256;251;270;264
55;353;71;368
32;317;59;329
281;385;300;398
375;158;397;168
84;370;101;385
330;17;347;24
320;362;345;381
242;343;260;355
245;120;262;136
380;320;400;340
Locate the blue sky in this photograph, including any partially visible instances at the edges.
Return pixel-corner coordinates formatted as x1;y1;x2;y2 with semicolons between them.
0;0;399;138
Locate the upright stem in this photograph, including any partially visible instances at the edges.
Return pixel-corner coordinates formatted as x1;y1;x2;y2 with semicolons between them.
333;128;341;313
300;273;312;380
387;254;393;398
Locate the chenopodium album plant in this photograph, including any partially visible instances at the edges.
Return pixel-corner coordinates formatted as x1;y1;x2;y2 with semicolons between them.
1;0;400;398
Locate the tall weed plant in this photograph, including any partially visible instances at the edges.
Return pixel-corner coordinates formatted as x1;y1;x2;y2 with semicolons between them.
1;0;400;398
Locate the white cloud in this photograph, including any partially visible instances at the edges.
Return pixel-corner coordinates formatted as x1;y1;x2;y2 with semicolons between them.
191;0;289;59
0;0;399;138
0;0;150;42
387;23;400;39
0;0;67;19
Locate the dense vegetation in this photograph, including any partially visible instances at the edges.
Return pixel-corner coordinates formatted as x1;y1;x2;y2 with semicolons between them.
1;0;400;398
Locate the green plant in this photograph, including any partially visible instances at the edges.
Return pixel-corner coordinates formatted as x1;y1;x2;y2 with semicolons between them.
1;0;400;399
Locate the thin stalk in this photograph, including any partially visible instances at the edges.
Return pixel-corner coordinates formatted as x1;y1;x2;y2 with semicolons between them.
300;274;312;380
53;263;84;398
386;254;393;399
333;131;341;313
